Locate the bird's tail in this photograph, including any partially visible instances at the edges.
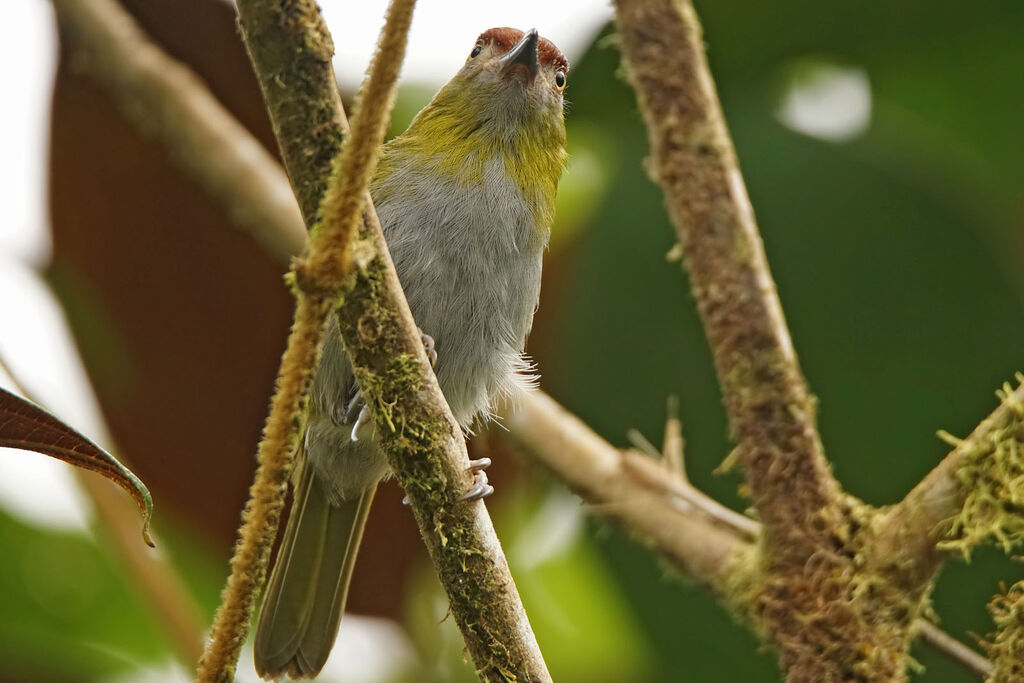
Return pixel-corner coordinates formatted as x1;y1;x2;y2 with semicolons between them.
254;451;376;680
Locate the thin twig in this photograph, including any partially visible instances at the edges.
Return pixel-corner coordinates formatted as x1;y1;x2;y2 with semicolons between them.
197;0;418;677
0;355;205;667
662;395;685;477
50;0;306;263
619;450;759;540
917;621;994;679
197;294;333;682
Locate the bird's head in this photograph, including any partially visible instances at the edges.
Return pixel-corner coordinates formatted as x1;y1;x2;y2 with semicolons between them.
380;28;569;220
453;27;569;130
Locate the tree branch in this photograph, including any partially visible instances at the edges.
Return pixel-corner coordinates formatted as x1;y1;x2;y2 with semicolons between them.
198;293;334;682
500;391;994;680
50;0;1002;678
878;381;1024;586
613;0;842;561
198;1;419;679
0;355;205;668
503;391;748;587
51;0;307;264
218;1;551;680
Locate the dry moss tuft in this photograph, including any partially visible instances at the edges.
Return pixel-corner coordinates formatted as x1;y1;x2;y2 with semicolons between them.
940;378;1024;558
715;499;932;682
984;580;1024;682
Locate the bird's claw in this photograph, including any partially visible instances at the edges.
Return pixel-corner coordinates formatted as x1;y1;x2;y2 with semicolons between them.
350;404;371;442
401;458;494;505
343;390;364;424
458;457;494;502
419;330;437;368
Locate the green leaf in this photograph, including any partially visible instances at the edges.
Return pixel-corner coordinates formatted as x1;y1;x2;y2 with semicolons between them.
0;387;154;547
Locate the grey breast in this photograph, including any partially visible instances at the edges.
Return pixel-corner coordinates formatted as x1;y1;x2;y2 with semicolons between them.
376;154;546;427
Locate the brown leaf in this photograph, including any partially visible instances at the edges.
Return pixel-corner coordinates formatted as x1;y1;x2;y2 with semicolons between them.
0;386;154;546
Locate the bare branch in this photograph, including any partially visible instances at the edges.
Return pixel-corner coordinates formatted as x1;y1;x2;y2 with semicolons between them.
501;391;993;680
917;621;993;679
613;0;841;560
51;0;306;264
0;355;205;667
502;391;747;588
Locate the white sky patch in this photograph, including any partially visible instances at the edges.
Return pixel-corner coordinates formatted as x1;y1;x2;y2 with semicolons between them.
0;0;55;265
0;261;104;534
776;61;872;142
318;0;611;88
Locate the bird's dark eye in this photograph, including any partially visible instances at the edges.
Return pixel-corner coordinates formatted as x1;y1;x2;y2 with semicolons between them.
554;69;567;90
469;44;483;59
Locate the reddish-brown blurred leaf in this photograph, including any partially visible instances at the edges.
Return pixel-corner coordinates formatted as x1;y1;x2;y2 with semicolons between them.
0;386;154;546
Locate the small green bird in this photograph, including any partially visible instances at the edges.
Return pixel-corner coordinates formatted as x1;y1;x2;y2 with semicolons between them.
254;27;568;679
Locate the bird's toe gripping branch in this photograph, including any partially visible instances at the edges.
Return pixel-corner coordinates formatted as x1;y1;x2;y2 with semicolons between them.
459;457;494;502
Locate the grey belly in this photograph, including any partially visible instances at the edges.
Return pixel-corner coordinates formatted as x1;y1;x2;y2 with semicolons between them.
391;230;543;426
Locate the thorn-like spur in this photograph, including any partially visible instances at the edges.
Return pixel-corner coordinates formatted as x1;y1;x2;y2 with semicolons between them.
350;404;371;442
458;457;494;502
419;330;437;368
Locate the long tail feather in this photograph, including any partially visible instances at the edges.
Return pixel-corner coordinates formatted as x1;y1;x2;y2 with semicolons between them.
254;458;376;679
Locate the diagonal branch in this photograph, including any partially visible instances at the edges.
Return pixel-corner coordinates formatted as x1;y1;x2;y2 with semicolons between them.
613;0;842;561
196;0;419;679
0;355;205;669
228;1;551;681
504;391;748;587
501;391;994;680
877;381;1024;586
50;0;306;264
51;0;1000;678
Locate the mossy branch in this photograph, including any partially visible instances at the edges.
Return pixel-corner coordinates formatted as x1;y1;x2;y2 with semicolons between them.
985;580;1024;682
501;391;993;679
197;0;417;680
877;379;1024;586
612;0;842;563
224;0;550;680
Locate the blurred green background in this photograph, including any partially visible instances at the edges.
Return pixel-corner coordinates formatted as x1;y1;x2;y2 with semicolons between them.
2;0;1022;681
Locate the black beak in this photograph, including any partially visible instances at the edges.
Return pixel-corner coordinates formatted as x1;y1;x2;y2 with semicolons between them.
499;28;540;81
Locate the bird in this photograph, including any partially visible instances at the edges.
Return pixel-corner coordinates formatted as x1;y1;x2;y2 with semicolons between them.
253;27;569;679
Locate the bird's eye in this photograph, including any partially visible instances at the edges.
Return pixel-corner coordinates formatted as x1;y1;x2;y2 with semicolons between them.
469;43;483;59
554;69;567;90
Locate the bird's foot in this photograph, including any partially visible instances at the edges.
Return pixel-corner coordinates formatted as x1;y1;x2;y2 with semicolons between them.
349;404;371;442
458;457;494;502
400;458;494;505
419;330;437;368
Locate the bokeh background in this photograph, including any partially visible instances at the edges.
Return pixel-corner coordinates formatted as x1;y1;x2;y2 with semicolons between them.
1;0;1022;681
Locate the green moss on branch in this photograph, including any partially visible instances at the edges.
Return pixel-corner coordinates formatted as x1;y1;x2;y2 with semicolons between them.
940;378;1024;557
